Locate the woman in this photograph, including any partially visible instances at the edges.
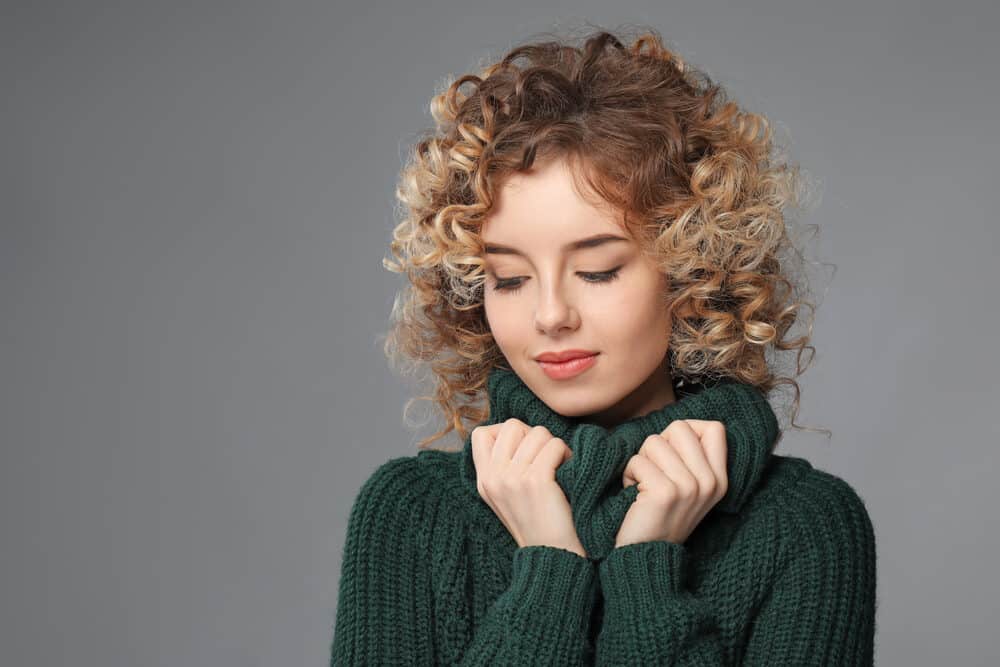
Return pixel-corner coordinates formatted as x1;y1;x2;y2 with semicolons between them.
330;26;876;666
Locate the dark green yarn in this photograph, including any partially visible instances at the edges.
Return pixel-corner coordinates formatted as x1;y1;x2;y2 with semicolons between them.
459;366;781;561
330;366;878;665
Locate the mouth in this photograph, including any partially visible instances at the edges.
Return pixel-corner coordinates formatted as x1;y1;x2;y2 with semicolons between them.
536;352;599;380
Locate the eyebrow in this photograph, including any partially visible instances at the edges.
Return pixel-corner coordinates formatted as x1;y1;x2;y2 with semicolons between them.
484;233;629;256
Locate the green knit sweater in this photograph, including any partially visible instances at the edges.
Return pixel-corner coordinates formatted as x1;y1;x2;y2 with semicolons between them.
329;367;877;665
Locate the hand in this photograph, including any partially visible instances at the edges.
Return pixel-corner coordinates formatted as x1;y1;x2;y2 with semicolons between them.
614;419;729;548
471;418;588;558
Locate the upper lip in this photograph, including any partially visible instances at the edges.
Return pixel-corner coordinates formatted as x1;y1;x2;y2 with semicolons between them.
535;349;599;363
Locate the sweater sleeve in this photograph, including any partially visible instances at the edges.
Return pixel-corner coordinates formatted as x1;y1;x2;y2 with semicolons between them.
594;539;723;666
740;472;877;666
329;457;434;665
456;544;599;665
593;472;877;666
329;456;600;666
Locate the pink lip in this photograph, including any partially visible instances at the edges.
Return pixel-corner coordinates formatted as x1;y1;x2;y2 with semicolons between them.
537;353;598;380
535;349;599;362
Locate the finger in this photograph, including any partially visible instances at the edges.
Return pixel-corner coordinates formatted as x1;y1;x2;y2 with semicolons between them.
623;447;672;491
641;433;697;494
470;426;496;476
680;419;729;495
532;437;570;475
511;426;553;466
492;419;528;464
661;421;716;498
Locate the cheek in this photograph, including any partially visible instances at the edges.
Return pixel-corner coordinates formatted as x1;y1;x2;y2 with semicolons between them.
592;285;670;341
483;297;520;344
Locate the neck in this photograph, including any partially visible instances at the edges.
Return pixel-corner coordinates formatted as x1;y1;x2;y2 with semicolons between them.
459;365;781;560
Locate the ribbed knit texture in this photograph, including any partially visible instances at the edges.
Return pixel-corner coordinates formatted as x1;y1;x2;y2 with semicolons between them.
330;366;878;665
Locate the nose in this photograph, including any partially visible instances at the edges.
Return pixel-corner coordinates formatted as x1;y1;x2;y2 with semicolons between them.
534;276;580;335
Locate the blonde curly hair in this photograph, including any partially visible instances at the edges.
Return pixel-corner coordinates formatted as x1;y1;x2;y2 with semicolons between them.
381;25;830;450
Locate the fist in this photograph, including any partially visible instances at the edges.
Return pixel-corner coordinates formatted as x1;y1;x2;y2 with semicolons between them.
614;419;729;548
471;419;587;558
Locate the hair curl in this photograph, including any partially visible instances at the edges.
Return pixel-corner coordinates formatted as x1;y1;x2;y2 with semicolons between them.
381;24;831;450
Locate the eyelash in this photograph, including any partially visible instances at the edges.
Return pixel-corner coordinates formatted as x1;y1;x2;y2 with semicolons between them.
490;266;624;294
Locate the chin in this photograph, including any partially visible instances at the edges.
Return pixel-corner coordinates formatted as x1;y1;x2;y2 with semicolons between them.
542;386;616;418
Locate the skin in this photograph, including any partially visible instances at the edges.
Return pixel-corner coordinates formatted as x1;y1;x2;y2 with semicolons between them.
617;419;729;547
475;154;729;552
480;155;677;428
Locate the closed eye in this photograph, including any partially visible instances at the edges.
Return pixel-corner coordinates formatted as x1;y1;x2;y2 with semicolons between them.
490;266;624;294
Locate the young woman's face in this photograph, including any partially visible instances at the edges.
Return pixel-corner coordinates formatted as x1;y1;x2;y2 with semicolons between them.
481;156;677;428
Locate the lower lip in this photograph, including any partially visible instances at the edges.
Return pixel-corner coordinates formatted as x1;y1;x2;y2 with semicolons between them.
537;354;598;380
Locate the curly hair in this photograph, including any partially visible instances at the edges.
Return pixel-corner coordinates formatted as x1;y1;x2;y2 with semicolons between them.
380;24;830;451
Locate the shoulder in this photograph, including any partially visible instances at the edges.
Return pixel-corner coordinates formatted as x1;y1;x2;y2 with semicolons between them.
347;448;471;525
788;460;875;536
797;464;874;517
760;456;877;565
754;455;874;520
352;454;427;504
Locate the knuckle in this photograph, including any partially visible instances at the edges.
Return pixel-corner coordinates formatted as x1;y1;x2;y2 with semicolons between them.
472;424;498;444
640;434;661;454
676;483;696;500
528;426;551;445
480;476;498;495
665;420;683;434
651;486;674;504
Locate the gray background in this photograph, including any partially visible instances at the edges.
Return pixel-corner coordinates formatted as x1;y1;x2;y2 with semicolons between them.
4;1;998;665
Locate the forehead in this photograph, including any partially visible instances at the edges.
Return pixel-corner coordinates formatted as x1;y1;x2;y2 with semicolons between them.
481;158;625;243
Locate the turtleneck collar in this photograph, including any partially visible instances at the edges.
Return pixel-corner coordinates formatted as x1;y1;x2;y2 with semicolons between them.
459;365;780;560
